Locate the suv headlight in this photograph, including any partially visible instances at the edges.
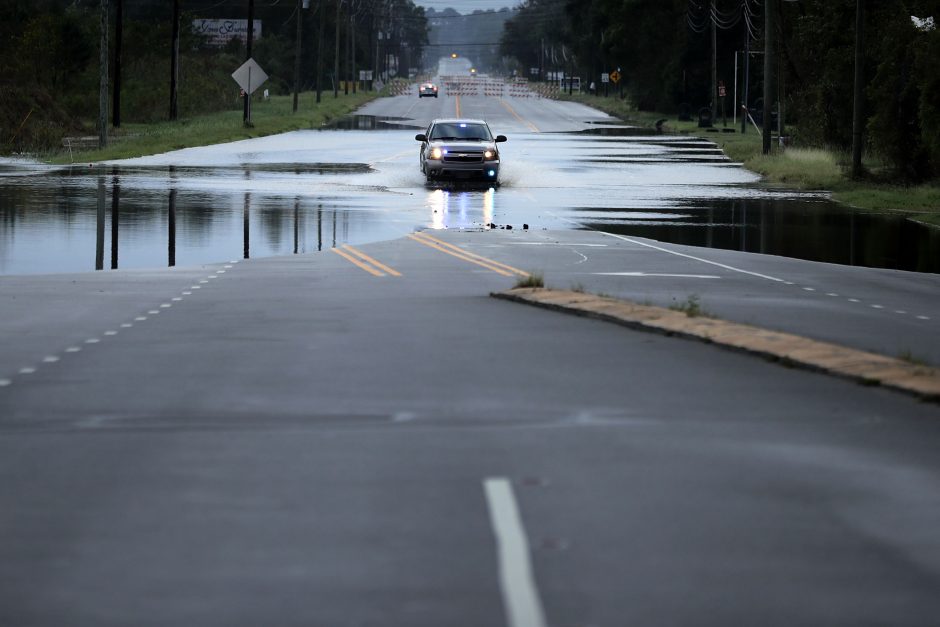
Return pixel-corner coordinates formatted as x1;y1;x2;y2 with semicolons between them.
483;149;498;161
430;147;443;160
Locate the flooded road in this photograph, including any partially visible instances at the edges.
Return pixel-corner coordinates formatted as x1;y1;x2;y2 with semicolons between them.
1;101;937;275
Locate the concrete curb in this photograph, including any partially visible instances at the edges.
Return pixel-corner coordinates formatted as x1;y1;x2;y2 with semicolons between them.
492;288;940;403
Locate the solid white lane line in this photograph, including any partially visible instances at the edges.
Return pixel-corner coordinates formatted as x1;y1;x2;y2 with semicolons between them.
594;272;720;279
600;232;786;283
484;478;548;627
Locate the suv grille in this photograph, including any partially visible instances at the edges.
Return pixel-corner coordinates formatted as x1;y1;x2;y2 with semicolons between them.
443;152;483;163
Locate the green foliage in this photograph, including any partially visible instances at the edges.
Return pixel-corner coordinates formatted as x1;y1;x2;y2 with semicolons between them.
514;273;545;289
0;0;427;155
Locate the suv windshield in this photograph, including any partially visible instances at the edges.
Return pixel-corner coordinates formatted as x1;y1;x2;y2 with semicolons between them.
429;123;492;141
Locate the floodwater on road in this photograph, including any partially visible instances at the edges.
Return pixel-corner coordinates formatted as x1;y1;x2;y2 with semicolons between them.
1;124;937;275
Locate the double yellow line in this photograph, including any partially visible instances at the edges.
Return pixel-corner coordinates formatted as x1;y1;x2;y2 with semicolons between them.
331;245;401;277
408;232;529;278
499;98;540;133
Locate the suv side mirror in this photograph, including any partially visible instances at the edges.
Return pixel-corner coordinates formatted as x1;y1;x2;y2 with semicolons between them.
415;134;427;142
495;135;508;143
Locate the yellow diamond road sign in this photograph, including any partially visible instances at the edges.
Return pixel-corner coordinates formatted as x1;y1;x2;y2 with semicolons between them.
609;70;621;84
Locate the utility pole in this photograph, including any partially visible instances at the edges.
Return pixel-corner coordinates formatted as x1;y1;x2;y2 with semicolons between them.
344;11;351;95
317;0;325;102
762;0;774;155
169;0;180;121
851;0;865;178
293;0;303;112
349;7;359;94
244;0;255;124
741;23;750;134
98;0;109;148
711;0;717;119
334;0;341;98
112;0;123;127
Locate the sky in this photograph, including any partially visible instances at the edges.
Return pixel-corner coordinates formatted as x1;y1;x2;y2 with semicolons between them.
417;0;521;13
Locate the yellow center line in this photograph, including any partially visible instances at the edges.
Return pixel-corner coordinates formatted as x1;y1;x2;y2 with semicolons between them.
408;234;515;276
455;95;462;118
499;98;540;133
331;247;385;276
413;232;530;277
343;245;402;276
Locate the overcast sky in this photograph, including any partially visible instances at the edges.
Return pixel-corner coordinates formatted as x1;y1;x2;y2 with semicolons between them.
417;0;521;13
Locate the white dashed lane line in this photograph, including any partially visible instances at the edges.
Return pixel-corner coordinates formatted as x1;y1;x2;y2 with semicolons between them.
1;263;239;390
595;231;935;325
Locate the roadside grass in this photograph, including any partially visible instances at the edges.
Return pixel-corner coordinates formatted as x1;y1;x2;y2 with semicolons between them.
49;90;380;165
557;91;940;225
898;349;931;367
515;272;545;288
669;294;711;318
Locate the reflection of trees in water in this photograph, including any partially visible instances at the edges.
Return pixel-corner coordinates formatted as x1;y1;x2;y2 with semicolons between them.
587;198;940;273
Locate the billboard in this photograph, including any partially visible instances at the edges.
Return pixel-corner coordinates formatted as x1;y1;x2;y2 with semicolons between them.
193;19;262;47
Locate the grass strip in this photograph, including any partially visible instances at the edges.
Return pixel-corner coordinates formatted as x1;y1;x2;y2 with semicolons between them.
51;90;380;165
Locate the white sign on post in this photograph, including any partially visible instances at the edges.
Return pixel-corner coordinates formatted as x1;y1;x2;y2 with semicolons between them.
232;58;268;95
232;58;268;124
601;73;610;83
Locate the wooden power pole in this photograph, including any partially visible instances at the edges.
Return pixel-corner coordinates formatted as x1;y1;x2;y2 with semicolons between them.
112;0;123;127
762;0;774;155
851;0;865;178
170;0;180;120
244;0;255;124
98;0;109;148
293;0;303;112
334;0;341;98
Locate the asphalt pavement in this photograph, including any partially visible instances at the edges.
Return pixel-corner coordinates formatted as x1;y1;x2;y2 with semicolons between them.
2;84;939;626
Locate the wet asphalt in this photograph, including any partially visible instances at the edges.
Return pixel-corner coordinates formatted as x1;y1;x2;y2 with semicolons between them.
1;86;940;626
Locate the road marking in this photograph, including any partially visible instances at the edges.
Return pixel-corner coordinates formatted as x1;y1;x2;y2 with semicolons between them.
455;95;462;117
599;232;786;283
484;478;548;627
0;379;10;387
342;245;402;277
65;347;81;353
410;232;529;277
594;272;721;279
42;356;59;363
499;98;541;133
331;247;385;276
19;367;36;375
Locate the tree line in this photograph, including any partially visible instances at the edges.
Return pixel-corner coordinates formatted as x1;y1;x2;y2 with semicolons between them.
0;0;429;153
500;0;940;181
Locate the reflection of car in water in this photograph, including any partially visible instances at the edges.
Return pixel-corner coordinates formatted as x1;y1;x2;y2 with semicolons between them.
418;83;438;98
415;119;507;184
